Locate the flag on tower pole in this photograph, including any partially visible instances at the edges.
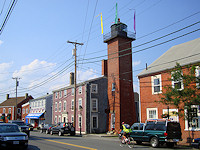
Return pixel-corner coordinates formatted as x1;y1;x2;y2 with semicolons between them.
115;3;118;24
96;13;104;34
101;13;103;34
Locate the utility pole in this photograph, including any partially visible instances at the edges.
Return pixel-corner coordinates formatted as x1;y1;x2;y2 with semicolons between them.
12;77;20;120
67;40;83;135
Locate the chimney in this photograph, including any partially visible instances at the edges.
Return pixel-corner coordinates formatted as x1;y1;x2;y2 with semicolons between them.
6;94;9;100
25;93;28;99
70;72;74;85
102;59;108;76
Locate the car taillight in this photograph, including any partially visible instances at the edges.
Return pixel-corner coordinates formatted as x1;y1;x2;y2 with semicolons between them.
164;132;167;136
49;127;52;129
63;123;66;127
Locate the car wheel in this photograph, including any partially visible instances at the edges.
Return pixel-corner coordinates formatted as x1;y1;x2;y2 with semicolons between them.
58;131;63;136
46;130;48;134
70;131;75;136
50;130;53;135
166;142;174;148
150;137;159;148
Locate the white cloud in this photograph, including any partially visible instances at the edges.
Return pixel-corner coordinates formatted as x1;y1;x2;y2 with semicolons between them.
0;40;3;46
0;62;13;82
0;59;100;101
12;59;56;79
133;60;141;67
77;69;98;82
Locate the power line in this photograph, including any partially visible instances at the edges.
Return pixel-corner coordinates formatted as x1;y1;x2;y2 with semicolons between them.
77;23;200;63
0;0;17;35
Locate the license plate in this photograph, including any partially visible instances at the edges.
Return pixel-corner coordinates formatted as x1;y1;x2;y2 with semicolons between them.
13;141;19;144
71;128;74;131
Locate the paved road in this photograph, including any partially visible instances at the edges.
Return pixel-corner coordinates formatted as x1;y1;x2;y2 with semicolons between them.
2;131;193;150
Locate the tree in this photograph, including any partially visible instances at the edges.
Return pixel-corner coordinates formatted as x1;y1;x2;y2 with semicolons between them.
159;63;200;142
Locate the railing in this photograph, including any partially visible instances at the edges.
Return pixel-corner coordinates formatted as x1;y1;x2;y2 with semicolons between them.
103;30;136;42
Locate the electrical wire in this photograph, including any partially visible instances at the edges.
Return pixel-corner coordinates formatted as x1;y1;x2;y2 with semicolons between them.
0;0;17;35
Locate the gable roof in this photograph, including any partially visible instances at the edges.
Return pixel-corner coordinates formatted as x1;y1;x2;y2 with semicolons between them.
0;96;27;106
138;38;200;77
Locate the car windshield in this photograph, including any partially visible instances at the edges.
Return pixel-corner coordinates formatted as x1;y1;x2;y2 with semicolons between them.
13;122;26;126
0;125;20;133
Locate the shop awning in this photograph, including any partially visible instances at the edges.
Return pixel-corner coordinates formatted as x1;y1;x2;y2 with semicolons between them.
25;113;44;119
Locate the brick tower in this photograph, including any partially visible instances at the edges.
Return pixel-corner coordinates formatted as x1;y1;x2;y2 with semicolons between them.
104;19;136;132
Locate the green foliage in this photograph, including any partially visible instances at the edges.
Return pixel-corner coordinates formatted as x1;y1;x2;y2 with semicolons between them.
160;63;200;120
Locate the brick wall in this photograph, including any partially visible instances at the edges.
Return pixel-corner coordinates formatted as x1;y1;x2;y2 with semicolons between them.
139;67;200;144
107;37;136;132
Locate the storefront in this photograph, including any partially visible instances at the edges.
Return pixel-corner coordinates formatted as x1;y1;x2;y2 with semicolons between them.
25;113;45;128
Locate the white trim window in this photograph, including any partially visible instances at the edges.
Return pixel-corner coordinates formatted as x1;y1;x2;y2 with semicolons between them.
79;86;82;95
92;115;98;129
78;114;82;128
63;101;66;112
78;98;82;110
195;66;200;88
147;108;158;120
185;105;200;131
151;74;162;94
55;102;57;112
59;91;62;98
54;116;57;124
64;90;67;97
8;108;11;114
3;108;5;113
58;115;61;123
71;88;74;96
55;92;58;99
71;116;74;124
26;108;29;114
171;71;184;90
91;84;98;93
71;99;74;111
91;99;98;112
23;108;25;114
59;102;62;112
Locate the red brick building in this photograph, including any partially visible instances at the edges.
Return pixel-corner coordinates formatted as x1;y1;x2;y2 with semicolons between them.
0;93;33;122
22;102;30;123
138;38;200;144
103;19;137;132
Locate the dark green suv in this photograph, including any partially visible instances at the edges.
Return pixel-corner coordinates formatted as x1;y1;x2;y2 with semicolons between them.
130;120;182;148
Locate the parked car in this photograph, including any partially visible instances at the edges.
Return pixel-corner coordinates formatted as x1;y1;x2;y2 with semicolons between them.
8;120;30;137
130;119;182;148
191;138;200;149
0;123;28;149
50;122;75;136
40;124;54;134
26;123;34;131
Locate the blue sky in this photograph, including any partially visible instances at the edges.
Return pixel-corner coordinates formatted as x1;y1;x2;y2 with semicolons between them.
0;0;200;103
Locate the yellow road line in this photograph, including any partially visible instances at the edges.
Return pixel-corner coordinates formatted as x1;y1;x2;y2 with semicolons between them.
34;137;97;150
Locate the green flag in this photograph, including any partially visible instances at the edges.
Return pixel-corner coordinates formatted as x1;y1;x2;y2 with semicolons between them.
115;3;118;24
